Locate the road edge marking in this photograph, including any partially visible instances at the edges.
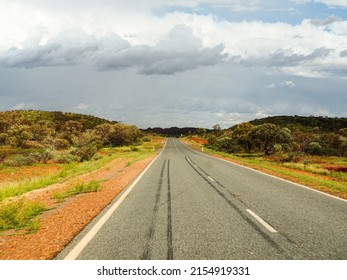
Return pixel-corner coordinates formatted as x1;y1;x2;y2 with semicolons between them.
64;139;167;260
180;140;347;203
246;209;277;233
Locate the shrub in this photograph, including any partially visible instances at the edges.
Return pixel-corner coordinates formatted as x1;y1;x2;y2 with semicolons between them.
4;154;37;166
0;199;46;232
54;153;79;164
305;142;323;155
52;180;101;201
54;138;70;150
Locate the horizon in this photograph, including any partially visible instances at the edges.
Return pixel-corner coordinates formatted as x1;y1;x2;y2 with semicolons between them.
1;109;346;130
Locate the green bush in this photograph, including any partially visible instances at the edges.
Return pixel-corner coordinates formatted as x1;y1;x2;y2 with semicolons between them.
52;180;101;201
0;199;46;232
4;154;36;166
54;153;79;164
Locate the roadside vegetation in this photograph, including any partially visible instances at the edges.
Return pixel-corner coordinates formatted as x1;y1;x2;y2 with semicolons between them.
0;199;46;233
186;116;347;199
0;110;163;233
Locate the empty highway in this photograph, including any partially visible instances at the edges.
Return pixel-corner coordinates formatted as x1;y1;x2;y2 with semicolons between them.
58;138;347;260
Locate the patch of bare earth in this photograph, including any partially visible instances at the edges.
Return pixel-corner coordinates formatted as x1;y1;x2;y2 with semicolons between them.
0;154;156;260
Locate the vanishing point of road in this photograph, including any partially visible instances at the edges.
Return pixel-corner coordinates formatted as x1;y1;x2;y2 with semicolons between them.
58;138;347;260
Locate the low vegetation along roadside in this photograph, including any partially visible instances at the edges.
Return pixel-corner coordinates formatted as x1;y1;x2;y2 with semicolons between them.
0;199;46;233
186;138;347;200
0;135;163;234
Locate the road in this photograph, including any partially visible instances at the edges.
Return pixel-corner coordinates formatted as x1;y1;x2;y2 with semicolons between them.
57;138;347;260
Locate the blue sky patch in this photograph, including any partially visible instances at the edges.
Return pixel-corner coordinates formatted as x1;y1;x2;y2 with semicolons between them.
153;1;347;25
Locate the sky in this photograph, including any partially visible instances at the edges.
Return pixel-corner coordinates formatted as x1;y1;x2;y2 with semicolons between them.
0;0;347;129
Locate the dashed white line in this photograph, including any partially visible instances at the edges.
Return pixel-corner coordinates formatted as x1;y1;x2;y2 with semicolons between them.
246;209;277;233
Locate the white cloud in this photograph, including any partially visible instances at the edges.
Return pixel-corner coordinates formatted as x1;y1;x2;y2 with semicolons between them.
267;80;296;88
75;103;90;110
12;103;26;110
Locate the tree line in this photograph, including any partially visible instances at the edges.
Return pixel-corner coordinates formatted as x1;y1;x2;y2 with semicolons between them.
201;117;347;158
0;110;143;165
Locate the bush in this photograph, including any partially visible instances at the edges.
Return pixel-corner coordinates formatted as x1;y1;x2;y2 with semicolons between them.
4;154;36;167
52;180;101;201
54;153;79;164
54;138;70;150
0;199;46;232
142;137;151;142
305;142;323;155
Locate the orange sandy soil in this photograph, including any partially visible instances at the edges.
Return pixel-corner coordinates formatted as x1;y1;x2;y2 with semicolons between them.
0;164;62;185
0;154;156;260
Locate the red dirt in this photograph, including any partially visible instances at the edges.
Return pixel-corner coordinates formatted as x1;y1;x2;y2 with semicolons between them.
0;154;156;260
0;164;62;185
189;137;208;145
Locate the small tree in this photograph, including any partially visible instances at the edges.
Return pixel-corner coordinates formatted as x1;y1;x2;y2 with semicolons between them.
253;123;292;156
6;124;33;148
232;122;256;153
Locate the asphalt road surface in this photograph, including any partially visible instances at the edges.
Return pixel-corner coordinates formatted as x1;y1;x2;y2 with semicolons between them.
57;138;347;260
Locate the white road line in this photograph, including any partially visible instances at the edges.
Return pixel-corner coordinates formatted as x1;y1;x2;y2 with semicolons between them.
179;139;347;203
64;139;167;260
246;209;277;233
208;176;215;182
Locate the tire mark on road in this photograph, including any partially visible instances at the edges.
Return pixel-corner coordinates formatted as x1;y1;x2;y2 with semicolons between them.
167;159;174;260
142;159;167;260
185;156;285;255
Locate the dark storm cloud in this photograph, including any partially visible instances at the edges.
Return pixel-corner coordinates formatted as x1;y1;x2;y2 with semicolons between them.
0;25;226;75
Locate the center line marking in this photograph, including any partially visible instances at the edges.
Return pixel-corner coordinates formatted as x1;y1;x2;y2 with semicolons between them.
208;176;215;182
246;209;277;233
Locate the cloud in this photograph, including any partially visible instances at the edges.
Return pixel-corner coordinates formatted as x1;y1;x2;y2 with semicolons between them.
309;16;342;26
0;25;226;75
340;50;347;57
267;48;332;67
75;103;90;110
267;80;296;88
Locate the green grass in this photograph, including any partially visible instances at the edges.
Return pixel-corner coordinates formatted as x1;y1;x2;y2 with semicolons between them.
52;180;101;202
0;199;46;233
0;144;157;202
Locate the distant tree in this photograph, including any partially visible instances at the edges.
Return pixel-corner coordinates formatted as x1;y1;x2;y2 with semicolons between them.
0;133;7;145
305;142;323;155
6;124;33;148
72;130;99;161
253;123;292;155
216;136;235;153
54;138;70;150
196;128;207;137
95;123;115;146
108;124;142;147
60;120;84;144
291;131;315;153
213;124;221;131
232;122;256;153
339;128;347;137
